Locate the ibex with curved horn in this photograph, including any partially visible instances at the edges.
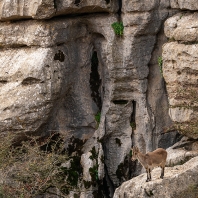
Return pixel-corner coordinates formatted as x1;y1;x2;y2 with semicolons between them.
131;146;167;182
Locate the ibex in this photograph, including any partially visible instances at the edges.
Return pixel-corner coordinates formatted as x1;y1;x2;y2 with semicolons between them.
131;146;167;182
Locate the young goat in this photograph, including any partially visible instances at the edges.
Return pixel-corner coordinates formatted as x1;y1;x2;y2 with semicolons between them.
131;146;167;182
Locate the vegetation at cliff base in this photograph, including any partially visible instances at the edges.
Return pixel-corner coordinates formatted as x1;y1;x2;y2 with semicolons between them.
0;133;82;198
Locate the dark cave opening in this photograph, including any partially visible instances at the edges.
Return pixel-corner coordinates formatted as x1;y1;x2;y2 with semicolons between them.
113;100;128;105
90;51;102;111
130;100;136;131
74;0;81;6
54;50;65;62
105;0;110;4
118;0;122;19
129;100;137;178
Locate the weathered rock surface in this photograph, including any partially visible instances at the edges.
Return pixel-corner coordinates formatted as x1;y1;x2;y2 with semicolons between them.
170;0;198;10
113;156;198;198
162;11;198;139
0;0;118;21
55;0;118;16
0;47;62;134
166;137;198;166
0;15;116;138
0;0;55;20
165;12;198;42
162;42;198;139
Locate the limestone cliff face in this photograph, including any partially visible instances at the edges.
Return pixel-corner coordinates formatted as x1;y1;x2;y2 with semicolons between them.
163;12;198;139
113;1;198;197
0;0;197;197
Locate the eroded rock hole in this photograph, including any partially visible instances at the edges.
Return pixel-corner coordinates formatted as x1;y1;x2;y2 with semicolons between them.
54;50;65;62
74;0;81;6
105;0;110;4
90;51;102;110
113;100;128;105
21;77;40;85
0;79;8;84
130;100;136;130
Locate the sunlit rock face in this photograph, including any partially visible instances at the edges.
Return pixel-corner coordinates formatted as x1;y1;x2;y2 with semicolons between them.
0;47;62;134
170;0;198;10
0;0;55;20
163;13;198;139
0;15;116;139
0;0;118;21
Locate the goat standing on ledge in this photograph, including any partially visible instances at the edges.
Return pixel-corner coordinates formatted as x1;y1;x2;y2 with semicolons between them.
131;146;167;182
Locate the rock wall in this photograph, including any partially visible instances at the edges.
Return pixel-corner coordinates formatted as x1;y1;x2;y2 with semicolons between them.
113;0;198;197
0;0;197;197
163;12;198;139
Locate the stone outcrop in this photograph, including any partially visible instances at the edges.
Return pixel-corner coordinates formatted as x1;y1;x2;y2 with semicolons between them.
0;0;118;21
166;137;198;166
55;0;118;15
163;12;198;139
0;14;118;140
0;0;55;20
164;12;198;43
113;156;198;198
170;0;198;10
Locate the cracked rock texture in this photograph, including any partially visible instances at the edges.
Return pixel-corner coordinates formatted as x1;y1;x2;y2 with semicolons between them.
170;0;198;10
0;0;118;21
0;0;198;197
163;12;198;139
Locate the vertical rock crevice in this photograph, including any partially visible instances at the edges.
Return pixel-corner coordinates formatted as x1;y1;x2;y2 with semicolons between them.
90;51;102;111
117;0;122;20
130;100;136;136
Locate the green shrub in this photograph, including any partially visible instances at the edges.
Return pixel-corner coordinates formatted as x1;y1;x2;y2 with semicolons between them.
111;22;124;36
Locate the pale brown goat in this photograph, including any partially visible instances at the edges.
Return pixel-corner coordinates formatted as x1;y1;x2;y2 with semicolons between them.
131;146;167;182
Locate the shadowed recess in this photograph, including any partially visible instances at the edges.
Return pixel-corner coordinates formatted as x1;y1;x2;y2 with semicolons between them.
0;80;8;84
113;100;128;105
105;0;110;4
21;77;41;85
90;51;102;110
130;100;136;130
54;50;65;62
74;0;81;6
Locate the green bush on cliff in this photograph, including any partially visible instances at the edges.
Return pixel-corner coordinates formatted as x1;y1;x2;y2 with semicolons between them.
111;22;124;36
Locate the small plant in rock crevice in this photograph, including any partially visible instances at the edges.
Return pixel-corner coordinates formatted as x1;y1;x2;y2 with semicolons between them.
89;146;99;183
95;112;101;129
158;56;163;75
130;121;136;130
111;22;124;36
